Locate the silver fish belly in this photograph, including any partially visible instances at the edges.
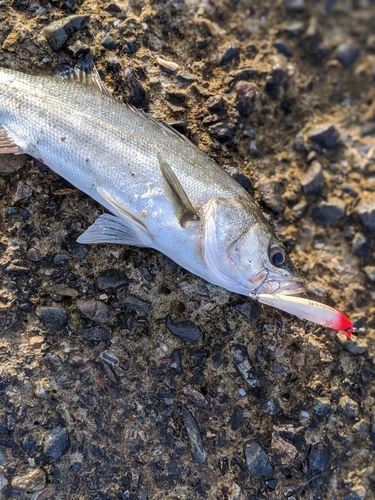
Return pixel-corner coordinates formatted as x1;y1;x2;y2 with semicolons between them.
0;63;304;297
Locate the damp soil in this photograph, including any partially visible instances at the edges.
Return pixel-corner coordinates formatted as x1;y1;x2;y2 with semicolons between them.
0;0;374;499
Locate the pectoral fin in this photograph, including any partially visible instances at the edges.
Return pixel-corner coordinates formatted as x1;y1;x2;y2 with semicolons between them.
0;126;23;154
157;153;199;227
77;214;150;247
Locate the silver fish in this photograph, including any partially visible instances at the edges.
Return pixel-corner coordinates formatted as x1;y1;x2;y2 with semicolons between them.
0;58;305;298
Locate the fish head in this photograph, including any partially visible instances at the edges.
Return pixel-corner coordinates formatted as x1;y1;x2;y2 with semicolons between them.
203;198;305;296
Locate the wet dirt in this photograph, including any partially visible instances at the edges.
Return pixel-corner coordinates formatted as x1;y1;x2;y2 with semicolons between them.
0;0;374;499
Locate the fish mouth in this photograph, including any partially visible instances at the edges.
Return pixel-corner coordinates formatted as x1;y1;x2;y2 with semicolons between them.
251;270;306;297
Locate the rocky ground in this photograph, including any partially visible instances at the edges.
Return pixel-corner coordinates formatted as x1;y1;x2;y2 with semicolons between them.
0;0;374;498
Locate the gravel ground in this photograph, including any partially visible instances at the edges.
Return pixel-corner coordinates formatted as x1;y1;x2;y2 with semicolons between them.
0;0;374;499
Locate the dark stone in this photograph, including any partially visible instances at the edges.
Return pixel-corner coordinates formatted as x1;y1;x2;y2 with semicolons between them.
219;45;240;65
308;446;329;471
343;493;363;500
258;179;285;214
233;301;260;320
361;122;375;137
274;39;293;57
292;200;308;220
124;66;146;106
77;299;109;324
44;15;90;50
336;44;360;69
284;0;304;12
123;39;138;53
105;2;122;12
11;0;29;8
163;255;178;274
70;240;89;260
311;199;345;225
54;253;69;265
309;123;339;149
244;440;274;476
165;315;201;342
79;327;111;341
301;161;324;194
230;407;243;430
234;172;252;192
170;349;182;374
101;34;117;50
265;57;287;99
263;396;282;415
206;95;226;113
266;479;278;489
98;269;128;290
37;307;68;329
123;295;151;312
355;199;375;232
181;406;207;463
137;262;154;282
313;397;331;418
22;435;37;451
236;81;257;117
217;428;226;447
208;122;236;141
352;232;369;257
44;426;70;460
338;396;359;419
294;140;308;153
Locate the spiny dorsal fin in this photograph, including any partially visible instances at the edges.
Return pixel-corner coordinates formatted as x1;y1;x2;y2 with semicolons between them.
57;53;113;98
0;125;23;154
157;153;199;227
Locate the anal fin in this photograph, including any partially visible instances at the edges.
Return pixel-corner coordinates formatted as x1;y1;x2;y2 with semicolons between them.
157;153;199;227
0;126;23;154
77;213;150;247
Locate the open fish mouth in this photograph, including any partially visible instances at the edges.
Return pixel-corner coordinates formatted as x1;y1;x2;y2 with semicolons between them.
250;270;306;297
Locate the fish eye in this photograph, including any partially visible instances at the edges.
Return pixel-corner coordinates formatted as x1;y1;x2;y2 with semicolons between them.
269;246;286;266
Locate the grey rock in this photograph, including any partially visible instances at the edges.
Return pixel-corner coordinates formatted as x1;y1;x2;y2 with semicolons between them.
163;255;178;274
341;335;367;355
124;66;146;106
309;123;339;149
181;406;207;463
265;59;287;99
77;299;109;324
232;345;259;387
208;122;236;141
37;307;68;329
230;407;243;430
352;232;370;257
274;39;293;57
0;154;27;173
44;15;90;50
336;44;360;69
206;95;226;113
361;121;375;137
311;198;345;225
123;39;138;53
355;199;375;232
54;253;70;265
233;301;260;321
236;81;257;116
301;161;324;194
219;45;240;65
11;469;46;492
263;396;282;415
44;426;70;460
258;179;285;214
284;0;304;12
123;295;151;312
343;493;363;500
165;315;201;342
308;446;329;471
339;395;359;419
101;34;117;50
243;440;274;476
0;449;6;465
292;200;308;220
70;240;89;260
270;362;289;374
100;350;119;366
27;247;41;262
79;327;111;341
98;269;129;290
313;397;331;418
170;349;182;374
176;71;198;83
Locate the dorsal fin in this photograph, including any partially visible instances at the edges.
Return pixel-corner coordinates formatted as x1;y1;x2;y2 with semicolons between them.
57;53;113;97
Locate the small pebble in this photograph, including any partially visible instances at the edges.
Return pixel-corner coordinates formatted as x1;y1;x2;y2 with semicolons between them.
13;181;32;202
122;295;151;312
170;349;182;374
123;39;137;54
234;301;260;321
336;43;360;69
208;122;236;141
284;0;305;12
230;407;243;430
352;232;369;257
239;388;247;397
165;315;201;342
37;307;68;329
11;469;46;492
0;154;27;174
181;406;207;463
77;299;109;324
292;200;308;220
27;247;41;262
355;199;375;232
54;253;70;265
338;395;359;420
157;57;179;72
274;39;293;57
361;121;375;137
44;426;70;460
263;396;282;416
98;269;129;290
101;34;117;50
311;198;345;225
258;178;285;214
301;161;324;194
232;345;259;387
206;95;226;113
265;57;287;99
79;327;111;341
236;81;257;117
163;255;178;274
219;44;240;65
364;266;375;282
44;15;90;50
309;123;339;149
124;66;146;106
308;446;329;471
313;397;331;418
243;440;274;476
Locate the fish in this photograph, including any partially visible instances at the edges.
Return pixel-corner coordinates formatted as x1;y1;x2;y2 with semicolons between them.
0;55;352;333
